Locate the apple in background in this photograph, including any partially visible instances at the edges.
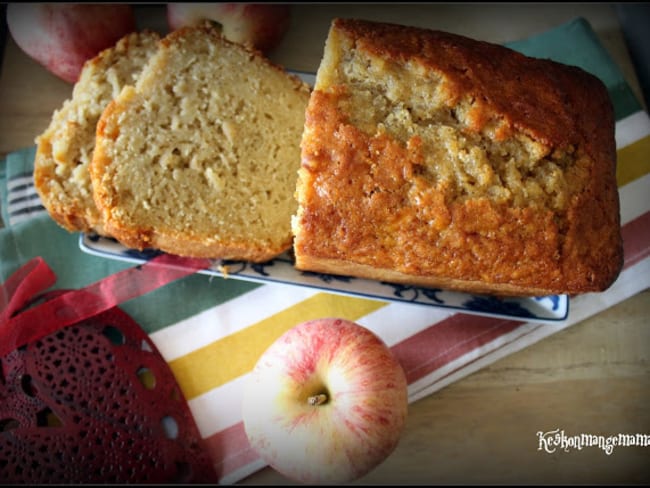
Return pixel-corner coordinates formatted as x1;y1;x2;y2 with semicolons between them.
6;4;136;83
167;3;291;54
242;318;409;484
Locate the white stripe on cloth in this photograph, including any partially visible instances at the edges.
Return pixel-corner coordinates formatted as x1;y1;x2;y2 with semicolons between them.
619;173;650;224
6;175;46;226
6;174;35;191
149;283;319;361
615;111;650;149
219;459;268;487
357;301;455;347
188;373;251;437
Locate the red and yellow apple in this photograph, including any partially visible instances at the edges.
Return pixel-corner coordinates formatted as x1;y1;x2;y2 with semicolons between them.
166;3;291;53
242;318;408;484
6;3;136;83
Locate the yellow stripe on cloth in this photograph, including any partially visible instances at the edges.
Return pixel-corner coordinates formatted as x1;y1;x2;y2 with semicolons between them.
617;135;650;188
169;292;387;400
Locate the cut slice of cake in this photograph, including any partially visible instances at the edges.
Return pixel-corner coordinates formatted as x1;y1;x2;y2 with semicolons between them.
33;31;161;235
91;24;311;262
292;18;623;297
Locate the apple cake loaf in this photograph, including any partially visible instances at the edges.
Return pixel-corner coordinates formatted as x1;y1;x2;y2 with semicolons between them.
33;30;161;235
91;24;311;261
292;18;623;296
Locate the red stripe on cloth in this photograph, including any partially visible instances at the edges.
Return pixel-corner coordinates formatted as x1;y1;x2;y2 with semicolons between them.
0;257;55;321
204;421;259;480
391;314;525;384
622;211;650;269
408;323;545;399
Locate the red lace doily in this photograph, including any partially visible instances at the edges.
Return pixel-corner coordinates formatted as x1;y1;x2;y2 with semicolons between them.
0;256;219;483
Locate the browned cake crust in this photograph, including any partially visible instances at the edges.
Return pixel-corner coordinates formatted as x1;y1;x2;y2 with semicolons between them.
292;18;623;297
33;31;160;236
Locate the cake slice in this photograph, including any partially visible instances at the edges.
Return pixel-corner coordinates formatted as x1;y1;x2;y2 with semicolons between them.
33;31;161;235
292;18;623;297
91;24;311;262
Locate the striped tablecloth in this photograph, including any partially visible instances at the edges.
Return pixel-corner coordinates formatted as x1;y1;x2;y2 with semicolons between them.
1;17;649;484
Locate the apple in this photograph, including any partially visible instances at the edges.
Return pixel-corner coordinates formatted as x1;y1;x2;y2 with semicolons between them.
6;3;136;83
242;318;408;484
166;3;291;53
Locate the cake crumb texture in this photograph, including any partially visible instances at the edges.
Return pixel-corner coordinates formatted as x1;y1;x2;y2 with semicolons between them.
33;31;161;235
91;25;311;261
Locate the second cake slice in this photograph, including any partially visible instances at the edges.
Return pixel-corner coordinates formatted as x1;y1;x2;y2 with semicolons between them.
91;24;311;262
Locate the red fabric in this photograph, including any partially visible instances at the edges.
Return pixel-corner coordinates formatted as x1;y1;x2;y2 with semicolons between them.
0;254;210;357
0;257;55;325
0;256;217;483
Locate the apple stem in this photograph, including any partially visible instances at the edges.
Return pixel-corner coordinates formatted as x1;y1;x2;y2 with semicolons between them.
307;393;328;406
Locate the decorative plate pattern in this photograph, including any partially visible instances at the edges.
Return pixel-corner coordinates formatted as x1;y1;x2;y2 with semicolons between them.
79;234;569;323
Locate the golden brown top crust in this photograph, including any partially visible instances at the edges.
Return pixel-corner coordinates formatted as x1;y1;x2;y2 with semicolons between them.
300;97;622;293
332;18;615;167
294;18;623;296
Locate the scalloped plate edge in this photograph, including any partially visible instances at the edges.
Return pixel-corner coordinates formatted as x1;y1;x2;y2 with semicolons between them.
79;234;569;324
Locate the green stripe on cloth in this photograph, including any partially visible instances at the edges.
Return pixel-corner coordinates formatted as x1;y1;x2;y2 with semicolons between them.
505;17;642;121
0;146;38;227
123;276;261;334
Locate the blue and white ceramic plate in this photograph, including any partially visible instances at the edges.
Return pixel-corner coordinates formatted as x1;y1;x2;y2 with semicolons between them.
79;234;569;323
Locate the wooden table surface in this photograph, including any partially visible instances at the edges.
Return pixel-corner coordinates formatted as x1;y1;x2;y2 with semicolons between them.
1;3;648;485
